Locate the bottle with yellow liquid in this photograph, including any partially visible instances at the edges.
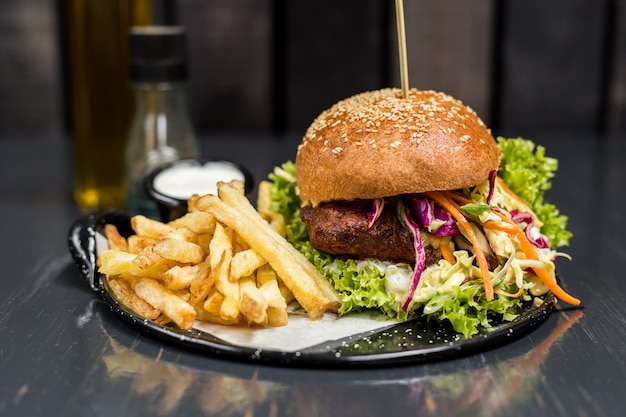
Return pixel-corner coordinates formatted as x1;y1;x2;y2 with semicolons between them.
64;0;152;210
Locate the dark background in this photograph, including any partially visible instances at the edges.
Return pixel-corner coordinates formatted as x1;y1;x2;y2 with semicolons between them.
0;0;623;139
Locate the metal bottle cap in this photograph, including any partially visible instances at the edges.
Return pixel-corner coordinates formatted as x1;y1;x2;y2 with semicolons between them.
129;26;189;83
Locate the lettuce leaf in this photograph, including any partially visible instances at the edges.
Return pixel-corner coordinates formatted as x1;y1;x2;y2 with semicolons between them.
425;286;522;338
496;137;571;248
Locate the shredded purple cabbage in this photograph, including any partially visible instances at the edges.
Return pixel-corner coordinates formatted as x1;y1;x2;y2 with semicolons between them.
367;198;384;229
511;211;550;249
487;170;497;204
412;196;459;236
397;201;426;312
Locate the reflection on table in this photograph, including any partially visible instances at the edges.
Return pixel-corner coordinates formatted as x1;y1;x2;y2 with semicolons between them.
100;304;582;416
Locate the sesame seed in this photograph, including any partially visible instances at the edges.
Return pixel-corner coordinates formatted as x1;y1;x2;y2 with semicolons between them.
301;88;493;156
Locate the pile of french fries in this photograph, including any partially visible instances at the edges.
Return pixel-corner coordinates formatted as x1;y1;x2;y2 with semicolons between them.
97;180;340;330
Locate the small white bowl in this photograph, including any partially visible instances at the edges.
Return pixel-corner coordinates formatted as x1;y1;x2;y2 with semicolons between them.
144;158;253;221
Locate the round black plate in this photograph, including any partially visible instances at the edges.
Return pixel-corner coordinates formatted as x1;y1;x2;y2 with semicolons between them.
69;211;558;368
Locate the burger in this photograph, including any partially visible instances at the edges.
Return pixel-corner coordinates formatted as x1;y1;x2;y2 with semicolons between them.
266;88;579;337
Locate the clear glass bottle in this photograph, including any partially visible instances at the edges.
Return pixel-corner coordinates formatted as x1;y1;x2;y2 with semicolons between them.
125;26;200;218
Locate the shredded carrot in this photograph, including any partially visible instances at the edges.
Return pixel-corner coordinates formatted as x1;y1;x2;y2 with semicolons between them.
444;191;474;206
494;286;524;298
439;242;456;265
496;177;534;215
483;220;518;234
425;191;494;301
492;211;581;305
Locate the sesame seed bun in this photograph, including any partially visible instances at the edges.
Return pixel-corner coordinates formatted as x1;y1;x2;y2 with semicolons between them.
295;88;500;205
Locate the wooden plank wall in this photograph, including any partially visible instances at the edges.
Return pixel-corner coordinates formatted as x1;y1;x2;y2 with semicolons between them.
395;0;496;126
0;0;622;139
0;0;64;135
496;0;610;136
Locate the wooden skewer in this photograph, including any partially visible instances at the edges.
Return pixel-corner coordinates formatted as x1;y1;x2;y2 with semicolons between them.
395;0;409;99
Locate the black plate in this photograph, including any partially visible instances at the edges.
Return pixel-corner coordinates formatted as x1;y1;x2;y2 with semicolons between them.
68;211;558;368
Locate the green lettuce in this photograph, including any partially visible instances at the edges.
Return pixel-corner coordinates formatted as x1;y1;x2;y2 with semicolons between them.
496;137;571;248
425;286;522;338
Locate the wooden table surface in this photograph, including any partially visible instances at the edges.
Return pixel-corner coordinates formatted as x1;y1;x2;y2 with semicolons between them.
0;133;624;417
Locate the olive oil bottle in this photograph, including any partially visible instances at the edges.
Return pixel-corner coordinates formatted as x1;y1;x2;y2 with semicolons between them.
64;0;152;210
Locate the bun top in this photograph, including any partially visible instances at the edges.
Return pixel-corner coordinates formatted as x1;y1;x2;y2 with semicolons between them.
295;88;500;205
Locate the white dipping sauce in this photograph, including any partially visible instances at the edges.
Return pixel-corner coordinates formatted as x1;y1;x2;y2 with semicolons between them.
153;161;246;200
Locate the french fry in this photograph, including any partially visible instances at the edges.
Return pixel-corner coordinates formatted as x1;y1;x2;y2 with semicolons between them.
132;277;196;330
239;276;268;325
98;249;172;280
170;288;191;302
195;185;339;320
198;288;240;325
196;308;239;326
133;244;163;268
256;264;288;326
203;288;224;316
167;211;216;235
187;194;201;212
154;314;173;326
195;233;213;255
230;180;246;195
218;181;341;311
210;223;240;321
187;255;220;307
104;224;128;251
269;213;286;237
256;264;286;309
98;179;343;330
131;215;172;239
187;223;233;307
163;257;211;290
105;276;160;320
154;238;204;264
127;235;157;254
256;180;272;215
230;249;267;281
209;223;232;269
277;279;295;305
266;307;288;327
234;234;249;252
166;227;198;243
257;181;286;236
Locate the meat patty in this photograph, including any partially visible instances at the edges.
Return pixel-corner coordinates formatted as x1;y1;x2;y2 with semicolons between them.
300;200;441;265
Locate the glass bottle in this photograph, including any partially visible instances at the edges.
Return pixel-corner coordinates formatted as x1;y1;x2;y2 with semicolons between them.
125;26;200;218
65;0;152;210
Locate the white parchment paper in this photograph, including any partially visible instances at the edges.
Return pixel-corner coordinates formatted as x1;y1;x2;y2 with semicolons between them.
193;312;398;352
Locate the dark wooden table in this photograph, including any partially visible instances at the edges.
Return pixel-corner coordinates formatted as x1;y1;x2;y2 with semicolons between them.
1;133;624;417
